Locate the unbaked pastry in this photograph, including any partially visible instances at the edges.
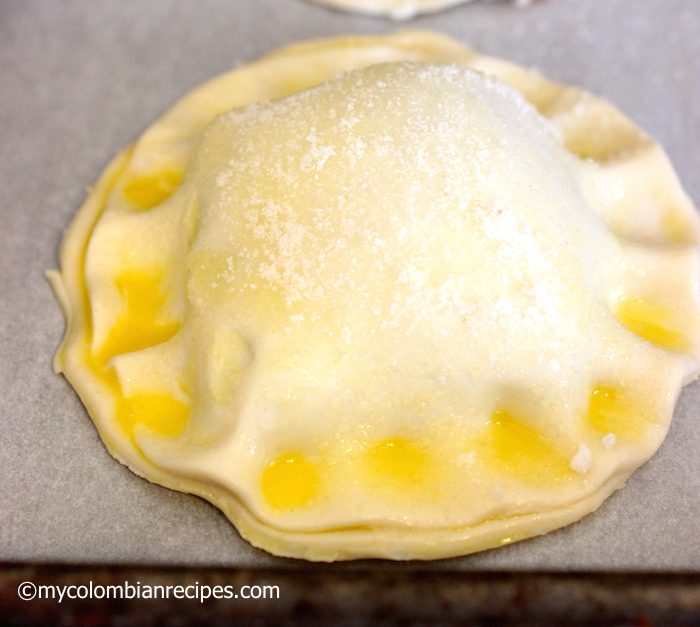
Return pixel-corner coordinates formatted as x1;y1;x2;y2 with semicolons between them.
305;0;474;20
50;32;700;561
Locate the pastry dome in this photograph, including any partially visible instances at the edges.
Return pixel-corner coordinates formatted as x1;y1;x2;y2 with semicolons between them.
50;33;700;561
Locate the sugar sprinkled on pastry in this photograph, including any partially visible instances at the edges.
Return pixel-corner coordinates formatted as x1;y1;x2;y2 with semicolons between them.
49;32;700;561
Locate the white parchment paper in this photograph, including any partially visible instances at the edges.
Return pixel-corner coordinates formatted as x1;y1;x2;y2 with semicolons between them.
1;0;699;570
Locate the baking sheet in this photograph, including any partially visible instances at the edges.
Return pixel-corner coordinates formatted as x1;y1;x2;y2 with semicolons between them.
1;0;699;570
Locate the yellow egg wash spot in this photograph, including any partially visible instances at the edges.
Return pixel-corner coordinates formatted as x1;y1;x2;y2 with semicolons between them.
587;387;647;442
661;208;695;245
367;438;428;486
261;453;321;510
117;394;189;437
615;296;688;352
85;351;120;390
563;139;600;162
123;170;183;210
483;411;571;481
96;272;180;366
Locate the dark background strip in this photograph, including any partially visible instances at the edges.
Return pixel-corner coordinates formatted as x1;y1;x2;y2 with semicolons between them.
2;564;700;626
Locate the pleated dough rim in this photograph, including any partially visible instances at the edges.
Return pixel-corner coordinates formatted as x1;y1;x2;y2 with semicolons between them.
50;31;700;561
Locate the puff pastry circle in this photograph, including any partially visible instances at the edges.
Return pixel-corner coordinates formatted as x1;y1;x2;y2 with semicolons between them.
50;33;700;561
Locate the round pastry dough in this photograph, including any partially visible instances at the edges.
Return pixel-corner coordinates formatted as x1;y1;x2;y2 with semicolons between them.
305;0;473;20
50;32;700;561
